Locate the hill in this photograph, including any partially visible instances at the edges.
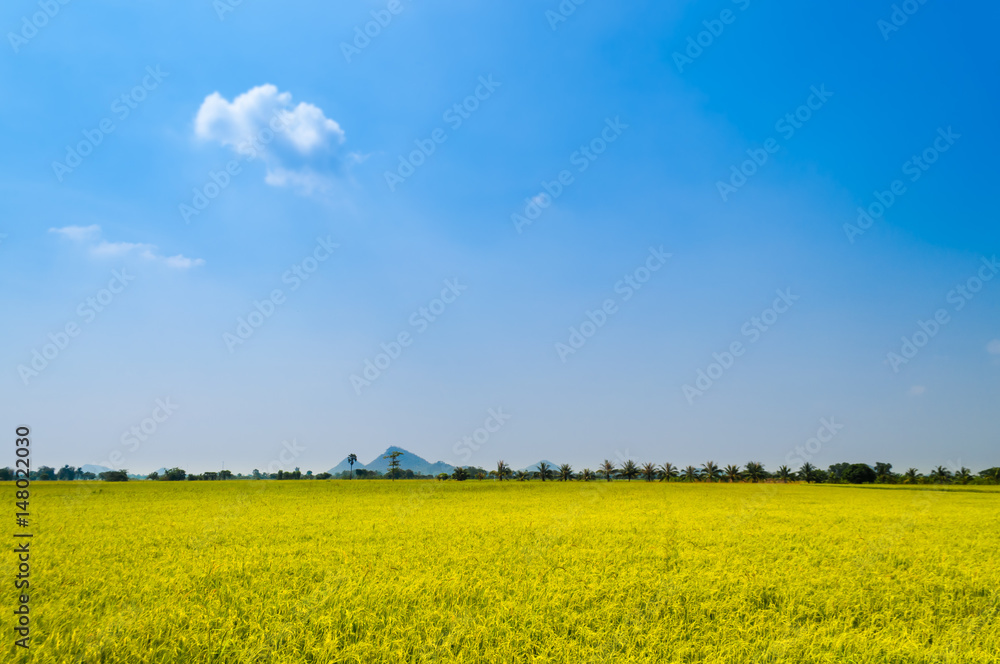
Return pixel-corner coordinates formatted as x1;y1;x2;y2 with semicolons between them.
329;446;453;476
328;457;366;475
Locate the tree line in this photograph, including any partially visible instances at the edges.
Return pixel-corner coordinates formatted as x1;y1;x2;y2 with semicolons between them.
2;460;997;485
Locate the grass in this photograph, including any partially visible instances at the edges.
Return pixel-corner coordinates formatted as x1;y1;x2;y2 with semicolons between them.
4;481;998;663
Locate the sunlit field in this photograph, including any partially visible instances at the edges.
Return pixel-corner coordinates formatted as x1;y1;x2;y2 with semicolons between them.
5;481;999;663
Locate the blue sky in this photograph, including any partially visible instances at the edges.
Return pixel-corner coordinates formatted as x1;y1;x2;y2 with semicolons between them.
2;0;998;474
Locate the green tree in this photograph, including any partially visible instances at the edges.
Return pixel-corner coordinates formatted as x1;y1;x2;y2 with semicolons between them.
799;462;816;483
744;462;765;483
515;470;528;481
581;468;595;481
903;468;920;484
641;463;658;482
147;471;159;480
599;460;616;482
452;466;469;481
99;470;128;482
558;464;574;481
347;453;358;479
724;464;741;483
930;466;952;484
702;461;721;482
537;462;553;481
660;463;678;482
620;460;639;482
874;462;893;483
776;465;792;483
979;467;1000;484
163;467;186;481
383;451;404;480
844;464;876;484
956;467;972;485
683;465;700;482
495;460;511;481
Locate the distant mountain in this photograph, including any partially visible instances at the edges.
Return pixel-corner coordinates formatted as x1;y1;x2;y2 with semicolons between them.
520;460;558;472
329;446;454;476
80;464;111;474
328;457;366;475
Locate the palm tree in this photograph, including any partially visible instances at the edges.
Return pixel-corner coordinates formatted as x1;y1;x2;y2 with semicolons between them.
347;453;357;479
799;462;815;483
581;468;595;481
930;466;952;484
956;467;972;485
537;462;553;482
515;470;528;481
495;460;511;482
452;466;469;481
701;461;721;482
660;463;678;482
744;461;765;483
620;460;639;481
558;464;574;482
724;464;741;483
904;468;919;484
599;460;616;482
683;465;700;482
985;467;1000;485
776;465;792;483
641;463;658;482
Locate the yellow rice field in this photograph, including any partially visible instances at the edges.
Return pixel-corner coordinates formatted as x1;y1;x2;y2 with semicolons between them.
4;481;999;663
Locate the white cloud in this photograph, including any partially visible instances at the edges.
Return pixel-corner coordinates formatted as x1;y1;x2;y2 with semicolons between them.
49;225;203;269
987;339;1000;355
48;225;100;242
163;254;206;269
194;84;346;190
908;385;926;396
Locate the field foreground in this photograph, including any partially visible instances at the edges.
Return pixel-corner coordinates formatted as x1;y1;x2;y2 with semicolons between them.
4;481;999;663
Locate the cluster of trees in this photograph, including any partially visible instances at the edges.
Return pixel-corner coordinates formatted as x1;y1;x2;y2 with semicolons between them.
3;460;997;485
467;460;1000;485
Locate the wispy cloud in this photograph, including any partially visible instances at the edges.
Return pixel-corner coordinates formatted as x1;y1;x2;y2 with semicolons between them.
48;225;204;269
908;385;926;397
48;224;101;242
